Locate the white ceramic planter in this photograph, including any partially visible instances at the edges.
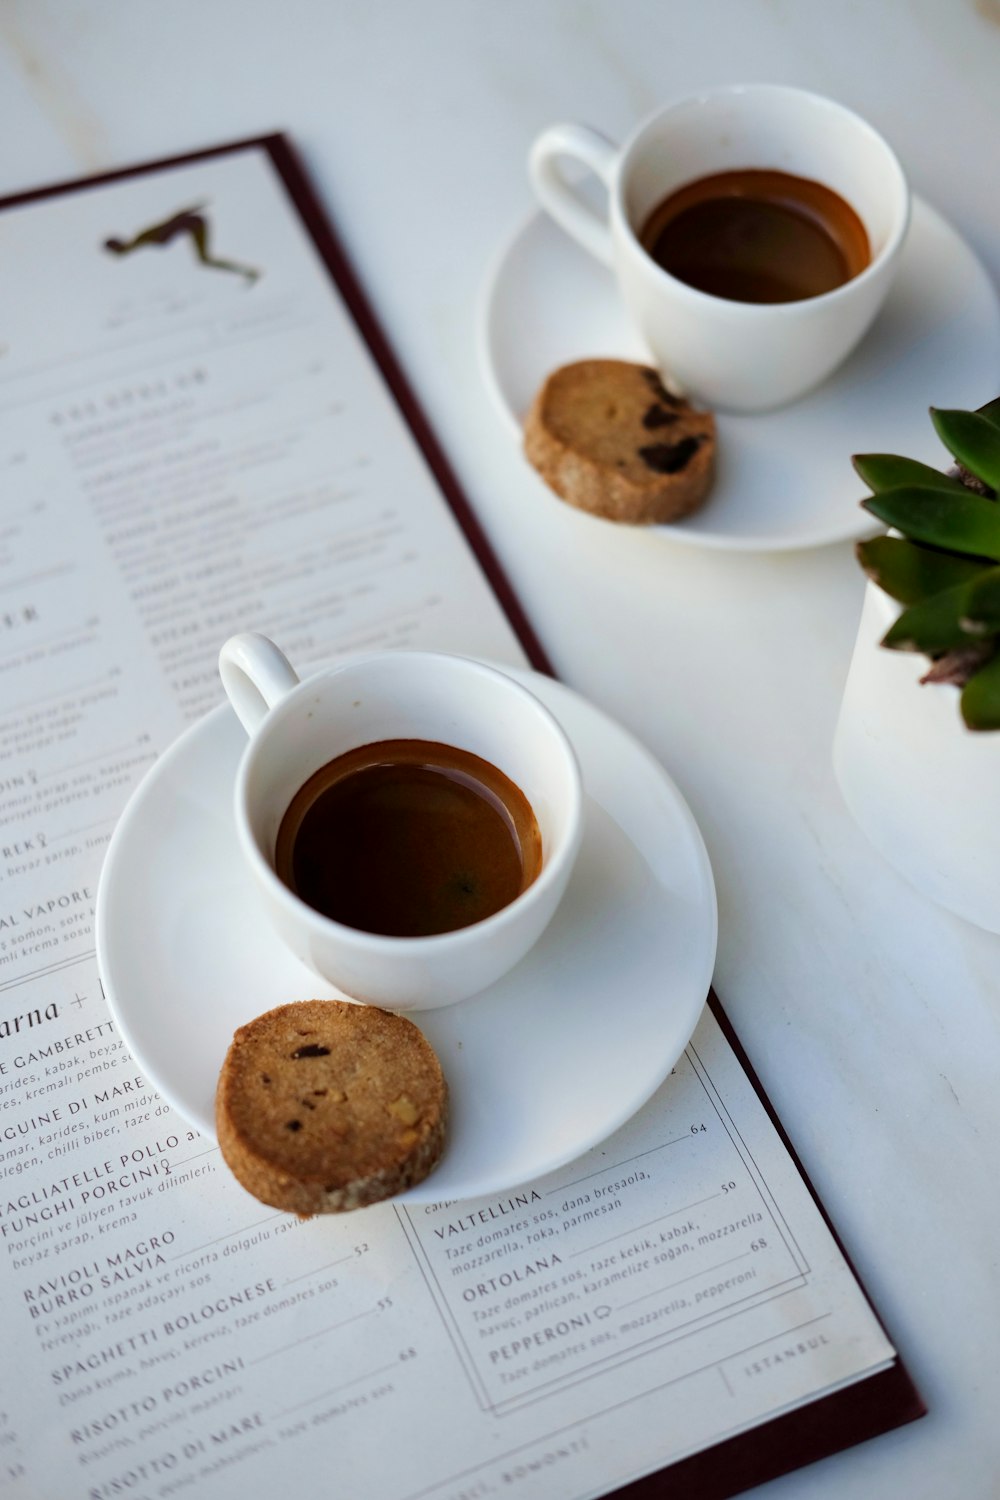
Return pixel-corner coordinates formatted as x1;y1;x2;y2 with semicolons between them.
833;581;1000;933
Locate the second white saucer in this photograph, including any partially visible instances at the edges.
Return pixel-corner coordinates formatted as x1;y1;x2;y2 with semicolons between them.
96;667;717;1203
479;198;1000;552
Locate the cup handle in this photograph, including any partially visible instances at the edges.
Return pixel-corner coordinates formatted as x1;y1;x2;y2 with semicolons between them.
219;632;300;735
528;123;619;267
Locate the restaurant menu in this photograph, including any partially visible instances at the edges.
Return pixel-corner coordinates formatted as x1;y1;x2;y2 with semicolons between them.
0;138;920;1499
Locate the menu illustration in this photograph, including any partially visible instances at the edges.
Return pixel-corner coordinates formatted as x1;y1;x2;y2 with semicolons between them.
0;137;921;1500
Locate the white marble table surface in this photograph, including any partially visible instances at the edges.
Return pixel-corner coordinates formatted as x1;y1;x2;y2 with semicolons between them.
2;2;998;1495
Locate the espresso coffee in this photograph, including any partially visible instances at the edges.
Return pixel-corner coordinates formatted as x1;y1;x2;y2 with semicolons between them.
274;739;542;938
639;169;870;304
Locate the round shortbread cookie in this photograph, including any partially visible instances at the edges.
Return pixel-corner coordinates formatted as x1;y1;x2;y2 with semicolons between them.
524;359;716;524
215;1000;448;1214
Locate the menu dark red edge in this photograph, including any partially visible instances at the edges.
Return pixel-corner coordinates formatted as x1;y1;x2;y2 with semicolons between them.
0;133;924;1499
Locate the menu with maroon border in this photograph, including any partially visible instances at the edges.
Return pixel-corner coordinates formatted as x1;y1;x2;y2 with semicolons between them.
0;136;921;1500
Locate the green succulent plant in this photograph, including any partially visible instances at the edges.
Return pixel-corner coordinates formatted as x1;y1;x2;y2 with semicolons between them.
854;397;1000;731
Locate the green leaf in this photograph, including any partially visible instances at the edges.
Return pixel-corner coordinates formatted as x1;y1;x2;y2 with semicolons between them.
856;536;987;604
862;485;1000;560
961;565;1000;630
883;581;991;654
976;396;1000;431
852;452;963;494
961;649;1000;730
931;408;1000;490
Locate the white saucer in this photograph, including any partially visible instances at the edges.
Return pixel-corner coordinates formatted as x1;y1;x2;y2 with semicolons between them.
479;198;1000;552
96;668;717;1203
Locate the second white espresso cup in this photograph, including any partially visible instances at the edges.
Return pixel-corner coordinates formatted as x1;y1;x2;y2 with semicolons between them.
218;633;583;1010
529;84;910;412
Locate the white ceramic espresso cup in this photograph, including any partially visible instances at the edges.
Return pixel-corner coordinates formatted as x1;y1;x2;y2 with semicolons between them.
529;84;910;412
218;633;583;1010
